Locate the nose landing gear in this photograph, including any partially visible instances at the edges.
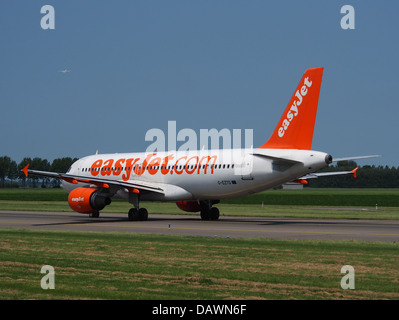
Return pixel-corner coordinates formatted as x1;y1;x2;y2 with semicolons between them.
127;191;148;221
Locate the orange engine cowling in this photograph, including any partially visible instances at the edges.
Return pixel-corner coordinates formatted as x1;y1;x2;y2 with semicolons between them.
176;200;202;212
68;188;111;214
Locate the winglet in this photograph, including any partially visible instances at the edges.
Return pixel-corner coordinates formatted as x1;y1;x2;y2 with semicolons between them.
22;164;30;178
351;167;359;178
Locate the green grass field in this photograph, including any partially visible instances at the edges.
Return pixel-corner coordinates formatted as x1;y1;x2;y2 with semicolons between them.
1;188;399;300
1;229;398;300
2;187;399;206
1;188;399;220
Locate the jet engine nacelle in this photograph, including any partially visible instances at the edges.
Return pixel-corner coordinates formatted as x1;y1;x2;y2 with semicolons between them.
68;187;111;214
176;200;202;212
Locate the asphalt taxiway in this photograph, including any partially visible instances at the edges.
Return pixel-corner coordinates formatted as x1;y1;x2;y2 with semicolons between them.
1;210;399;242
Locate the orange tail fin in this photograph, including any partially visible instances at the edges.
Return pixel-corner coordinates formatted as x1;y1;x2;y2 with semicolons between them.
259;67;324;150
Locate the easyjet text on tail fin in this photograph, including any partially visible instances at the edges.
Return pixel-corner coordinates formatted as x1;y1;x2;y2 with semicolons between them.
259;67;324;150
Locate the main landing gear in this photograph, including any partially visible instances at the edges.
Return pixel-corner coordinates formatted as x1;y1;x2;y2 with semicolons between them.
127;192;148;221
200;200;220;220
128;207;148;221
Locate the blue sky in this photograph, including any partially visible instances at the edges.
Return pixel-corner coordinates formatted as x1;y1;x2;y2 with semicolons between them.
1;1;398;167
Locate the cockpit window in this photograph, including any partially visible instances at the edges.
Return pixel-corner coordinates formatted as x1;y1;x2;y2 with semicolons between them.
66;166;72;173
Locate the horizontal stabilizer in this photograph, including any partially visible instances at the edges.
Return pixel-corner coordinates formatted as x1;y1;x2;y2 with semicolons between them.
332;155;381;162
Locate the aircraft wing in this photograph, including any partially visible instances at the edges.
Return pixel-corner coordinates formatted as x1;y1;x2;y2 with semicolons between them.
299;167;359;180
22;165;164;194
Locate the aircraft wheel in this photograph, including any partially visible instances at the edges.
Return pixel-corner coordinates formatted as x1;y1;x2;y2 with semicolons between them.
128;208;139;221
90;211;100;218
210;207;220;220
128;208;148;221
138;208;148;221
200;209;210;220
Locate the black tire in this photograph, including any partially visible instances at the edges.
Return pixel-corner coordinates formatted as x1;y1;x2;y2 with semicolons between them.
90;211;100;218
210;207;220;220
200;209;210;220
128;208;139;221
138;208;148;221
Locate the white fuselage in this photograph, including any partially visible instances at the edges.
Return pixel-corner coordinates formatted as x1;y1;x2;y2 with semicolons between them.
62;148;330;202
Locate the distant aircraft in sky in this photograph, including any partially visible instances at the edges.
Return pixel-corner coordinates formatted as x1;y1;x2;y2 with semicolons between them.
60;69;71;73
23;68;379;221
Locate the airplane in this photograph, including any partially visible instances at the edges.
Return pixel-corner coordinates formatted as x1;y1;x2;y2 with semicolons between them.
22;67;379;221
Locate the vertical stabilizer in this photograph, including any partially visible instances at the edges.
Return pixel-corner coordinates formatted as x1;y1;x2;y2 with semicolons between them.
259;67;323;150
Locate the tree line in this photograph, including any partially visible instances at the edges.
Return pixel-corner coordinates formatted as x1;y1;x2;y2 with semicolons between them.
0;155;398;188
0;156;78;188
